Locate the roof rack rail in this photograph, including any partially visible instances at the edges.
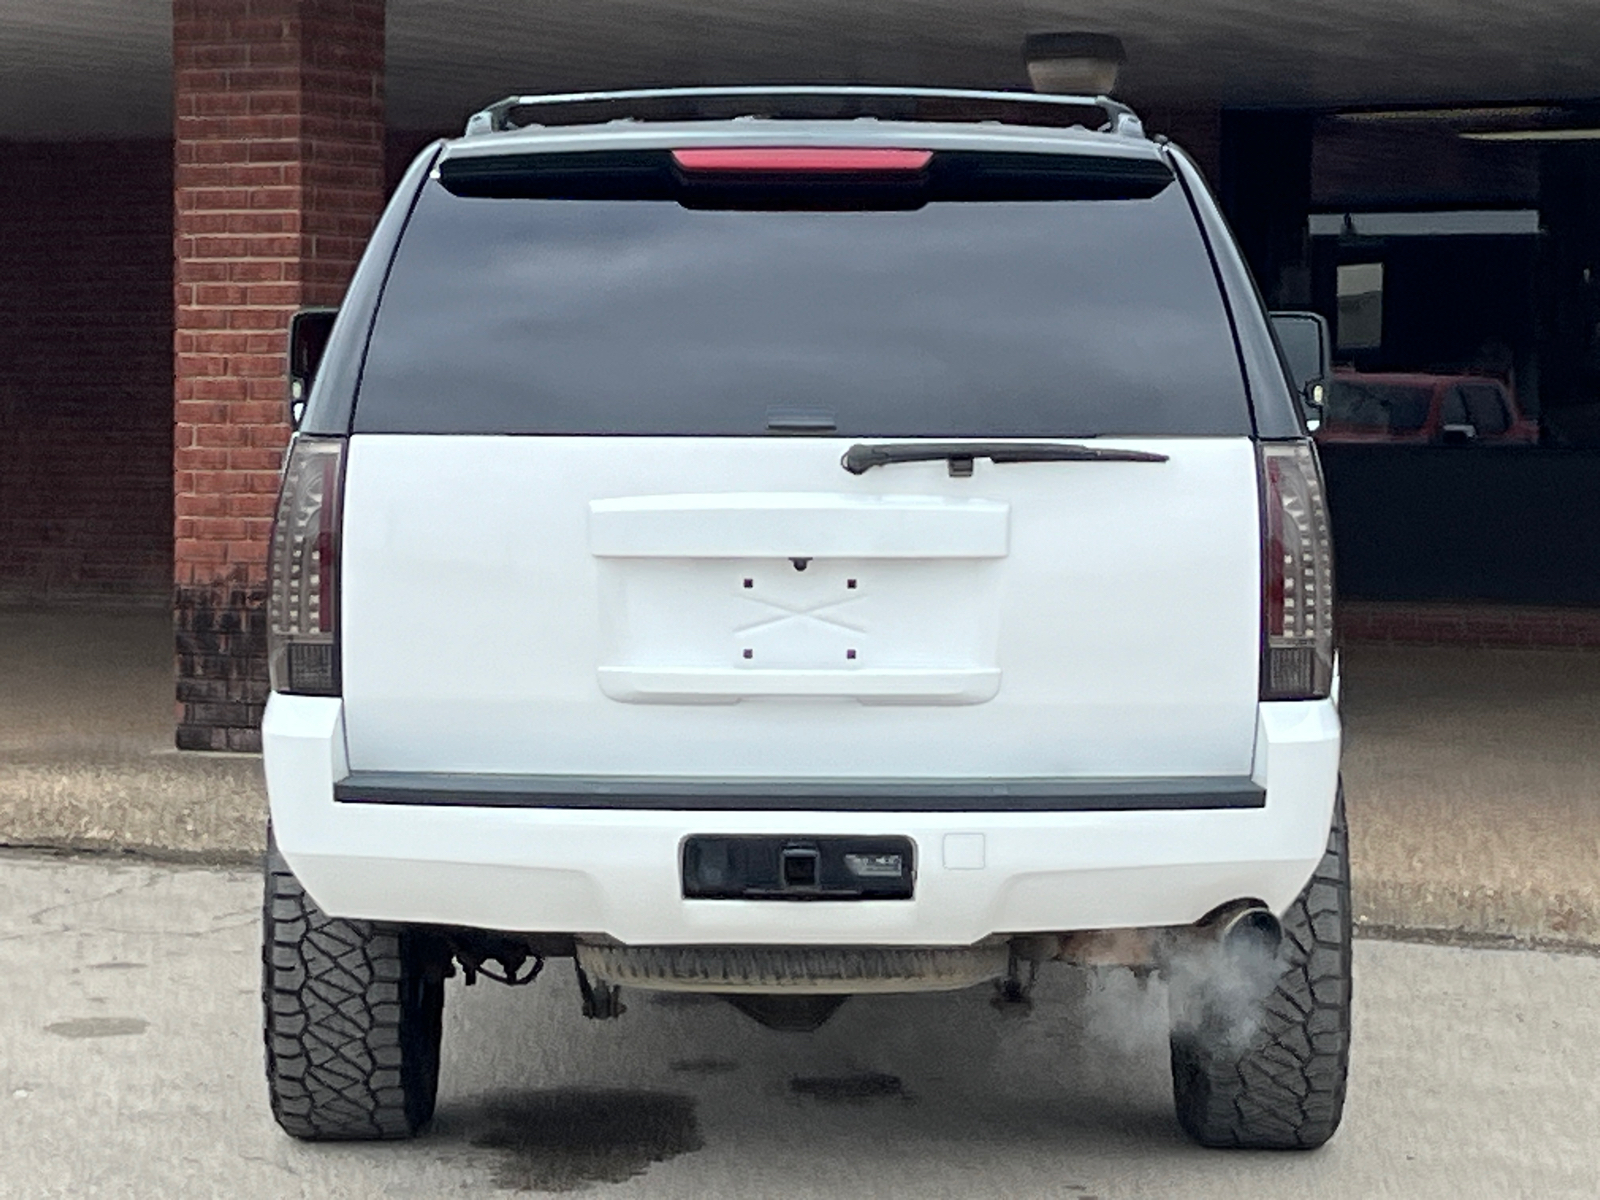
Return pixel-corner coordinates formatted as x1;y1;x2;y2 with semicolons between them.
463;86;1145;140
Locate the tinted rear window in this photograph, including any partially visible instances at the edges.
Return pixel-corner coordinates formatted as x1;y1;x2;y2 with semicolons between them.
354;151;1250;437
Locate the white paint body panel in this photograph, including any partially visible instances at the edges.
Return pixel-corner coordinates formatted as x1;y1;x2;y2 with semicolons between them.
588;492;1011;559
262;431;1342;943
338;435;1263;777
264;693;1342;942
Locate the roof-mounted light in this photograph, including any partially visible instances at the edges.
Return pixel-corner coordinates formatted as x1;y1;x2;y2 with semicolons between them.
1024;32;1127;97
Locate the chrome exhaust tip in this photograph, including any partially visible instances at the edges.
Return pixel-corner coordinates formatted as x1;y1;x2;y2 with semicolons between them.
1209;904;1283;959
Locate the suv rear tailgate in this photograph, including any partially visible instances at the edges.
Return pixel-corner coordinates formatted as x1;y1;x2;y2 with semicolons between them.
333;134;1266;783
339;434;1260;779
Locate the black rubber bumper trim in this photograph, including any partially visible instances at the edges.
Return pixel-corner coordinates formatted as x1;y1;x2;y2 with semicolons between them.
332;772;1266;812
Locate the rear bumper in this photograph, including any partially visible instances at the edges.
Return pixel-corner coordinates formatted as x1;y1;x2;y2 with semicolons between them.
262;695;1340;946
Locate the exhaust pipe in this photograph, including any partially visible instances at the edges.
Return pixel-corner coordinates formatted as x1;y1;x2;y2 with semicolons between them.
1206;903;1284;959
1028;904;1286;974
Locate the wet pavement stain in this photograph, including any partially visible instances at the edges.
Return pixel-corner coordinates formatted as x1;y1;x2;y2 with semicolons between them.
45;1017;148;1038
668;1057;740;1076
86;961;147;970
788;1071;908;1104
457;1088;702;1192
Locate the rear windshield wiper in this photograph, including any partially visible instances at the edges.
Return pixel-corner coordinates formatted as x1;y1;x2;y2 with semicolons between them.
841;442;1169;476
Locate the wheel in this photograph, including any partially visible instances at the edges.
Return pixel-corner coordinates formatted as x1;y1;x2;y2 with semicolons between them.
262;835;446;1140
1167;787;1352;1149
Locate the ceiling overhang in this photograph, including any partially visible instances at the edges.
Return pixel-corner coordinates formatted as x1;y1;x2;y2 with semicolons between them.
4;0;1600;140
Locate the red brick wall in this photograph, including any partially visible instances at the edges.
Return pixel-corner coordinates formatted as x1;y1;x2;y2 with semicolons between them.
0;140;174;604
173;0;385;750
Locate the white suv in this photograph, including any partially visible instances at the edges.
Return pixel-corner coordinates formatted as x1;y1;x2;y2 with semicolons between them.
261;87;1348;1150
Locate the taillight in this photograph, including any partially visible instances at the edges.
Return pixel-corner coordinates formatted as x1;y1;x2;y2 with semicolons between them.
1259;440;1335;700
268;436;344;695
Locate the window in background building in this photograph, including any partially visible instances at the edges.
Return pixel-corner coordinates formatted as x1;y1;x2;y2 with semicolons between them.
1337;261;1384;351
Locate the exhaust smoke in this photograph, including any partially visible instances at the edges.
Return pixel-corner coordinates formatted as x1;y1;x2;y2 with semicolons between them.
1076;905;1287;1057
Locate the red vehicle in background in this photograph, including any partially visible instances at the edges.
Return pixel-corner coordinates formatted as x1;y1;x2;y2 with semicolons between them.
1315;371;1538;445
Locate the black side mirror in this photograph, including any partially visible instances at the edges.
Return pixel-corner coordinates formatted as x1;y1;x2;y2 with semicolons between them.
1270;311;1332;431
287;307;338;429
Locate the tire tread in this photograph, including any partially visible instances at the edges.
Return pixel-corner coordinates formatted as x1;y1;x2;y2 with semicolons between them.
1170;787;1353;1150
262;839;441;1141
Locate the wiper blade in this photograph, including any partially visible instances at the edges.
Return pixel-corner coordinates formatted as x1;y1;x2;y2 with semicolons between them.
841;441;1169;476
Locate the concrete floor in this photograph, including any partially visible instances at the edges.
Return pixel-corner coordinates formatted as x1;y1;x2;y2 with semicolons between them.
2;852;1597;1199
1340;644;1600;945
0;609;264;856
2;607;1598;944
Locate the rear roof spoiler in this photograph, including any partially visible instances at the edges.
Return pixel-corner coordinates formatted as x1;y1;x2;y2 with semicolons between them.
463;86;1146;140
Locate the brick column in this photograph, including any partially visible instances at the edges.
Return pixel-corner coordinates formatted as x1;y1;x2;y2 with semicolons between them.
173;0;384;750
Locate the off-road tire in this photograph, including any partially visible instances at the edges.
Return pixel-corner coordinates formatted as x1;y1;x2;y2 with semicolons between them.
262;837;446;1140
1168;787;1352;1149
